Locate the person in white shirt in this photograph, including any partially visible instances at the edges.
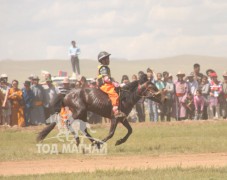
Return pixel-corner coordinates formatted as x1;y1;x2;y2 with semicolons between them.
69;40;81;77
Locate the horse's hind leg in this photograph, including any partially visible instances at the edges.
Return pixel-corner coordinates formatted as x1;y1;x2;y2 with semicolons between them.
102;118;118;143
115;118;132;146
83;128;98;144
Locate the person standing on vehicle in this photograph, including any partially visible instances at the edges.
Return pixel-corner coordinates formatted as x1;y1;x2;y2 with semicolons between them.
69;40;81;78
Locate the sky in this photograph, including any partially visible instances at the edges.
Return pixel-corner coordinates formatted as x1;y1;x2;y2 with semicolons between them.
0;0;227;60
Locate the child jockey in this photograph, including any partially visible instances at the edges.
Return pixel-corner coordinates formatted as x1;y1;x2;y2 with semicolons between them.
97;51;126;118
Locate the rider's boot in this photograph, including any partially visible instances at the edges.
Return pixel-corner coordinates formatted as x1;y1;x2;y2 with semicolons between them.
112;106;126;118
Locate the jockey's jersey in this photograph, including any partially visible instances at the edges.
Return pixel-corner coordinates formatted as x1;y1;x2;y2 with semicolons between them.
97;65;111;87
97;65;111;79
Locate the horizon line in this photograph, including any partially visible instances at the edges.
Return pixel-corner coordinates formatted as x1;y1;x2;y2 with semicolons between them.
0;54;226;62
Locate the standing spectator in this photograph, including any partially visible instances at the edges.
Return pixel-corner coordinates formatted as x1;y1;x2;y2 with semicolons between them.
121;75;130;87
120;75;137;123
58;77;71;95
174;71;189;120
162;71;169;86
22;81;34;126
194;90;205;120
131;74;137;82
146;68;158;122
165;74;174;121
206;69;215;83
131;74;141;123
31;76;45;125
136;71;146;122
155;73;165;121
8;80;25;127
192;63;203;84
200;76;210;119
43;76;60;119
187;72;199;95
162;71;170;120
69;40;81;77
55;77;72;113
209;72;222;119
0;74;11;87
0;90;4;123
0;76;11;126
221;72;227;119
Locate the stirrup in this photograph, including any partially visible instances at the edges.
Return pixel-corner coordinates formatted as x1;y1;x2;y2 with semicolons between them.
114;111;126;118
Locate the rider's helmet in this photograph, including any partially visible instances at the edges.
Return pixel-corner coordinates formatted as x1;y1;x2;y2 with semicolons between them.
98;51;111;62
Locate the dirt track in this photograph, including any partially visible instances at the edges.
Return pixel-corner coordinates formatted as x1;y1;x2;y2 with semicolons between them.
1;153;227;176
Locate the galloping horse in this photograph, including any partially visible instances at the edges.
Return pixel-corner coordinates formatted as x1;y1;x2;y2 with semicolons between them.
37;74;165;146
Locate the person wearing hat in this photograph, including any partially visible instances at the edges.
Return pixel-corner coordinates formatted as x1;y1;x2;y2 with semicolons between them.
187;72;199;96
221;72;227;119
22;81;34;126
0;74;11;88
58;77;71;96
69;40;81;78
209;72;222;119
30;75;46;125
97;51;125;118
58;77;73;126
174;71;189;120
42;76;60;119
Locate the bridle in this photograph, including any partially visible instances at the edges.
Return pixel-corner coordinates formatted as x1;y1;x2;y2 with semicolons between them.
119;81;160;99
137;84;159;98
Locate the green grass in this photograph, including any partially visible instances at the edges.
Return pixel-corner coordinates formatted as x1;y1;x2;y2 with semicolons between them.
1;120;227;161
1;167;227;180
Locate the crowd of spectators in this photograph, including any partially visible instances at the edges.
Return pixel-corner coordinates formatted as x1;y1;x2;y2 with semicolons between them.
1;63;227;127
126;64;227;122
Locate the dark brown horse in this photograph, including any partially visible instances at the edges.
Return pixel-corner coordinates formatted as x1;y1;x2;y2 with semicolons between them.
37;74;165;146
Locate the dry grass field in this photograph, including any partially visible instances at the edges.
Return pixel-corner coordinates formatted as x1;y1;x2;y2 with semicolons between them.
1;120;227;179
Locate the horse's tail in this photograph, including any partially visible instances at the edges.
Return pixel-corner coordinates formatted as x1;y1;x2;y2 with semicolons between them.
36;122;56;142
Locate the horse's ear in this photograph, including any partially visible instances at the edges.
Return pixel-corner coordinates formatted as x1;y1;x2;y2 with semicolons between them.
139;74;148;84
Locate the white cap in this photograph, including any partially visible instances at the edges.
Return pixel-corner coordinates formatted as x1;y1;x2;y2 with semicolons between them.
1;74;8;78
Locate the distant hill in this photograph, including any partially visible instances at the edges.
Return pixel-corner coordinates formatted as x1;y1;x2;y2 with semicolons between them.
0;55;226;87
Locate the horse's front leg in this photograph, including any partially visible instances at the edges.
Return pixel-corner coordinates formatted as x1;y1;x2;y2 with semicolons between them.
102;118;118;143
115;118;132;146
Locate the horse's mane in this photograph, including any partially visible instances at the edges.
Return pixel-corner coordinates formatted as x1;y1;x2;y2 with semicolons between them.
122;73;148;92
122;80;139;92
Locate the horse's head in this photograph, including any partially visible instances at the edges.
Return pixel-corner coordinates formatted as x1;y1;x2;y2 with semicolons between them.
139;75;166;104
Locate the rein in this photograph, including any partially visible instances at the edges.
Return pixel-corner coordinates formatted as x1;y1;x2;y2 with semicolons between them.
120;84;157;98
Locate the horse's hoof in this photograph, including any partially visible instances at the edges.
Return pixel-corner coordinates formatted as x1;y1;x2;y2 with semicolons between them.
92;141;102;149
115;139;123;146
